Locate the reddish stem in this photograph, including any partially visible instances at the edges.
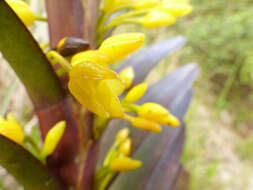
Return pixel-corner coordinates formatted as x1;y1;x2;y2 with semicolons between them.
37;97;82;188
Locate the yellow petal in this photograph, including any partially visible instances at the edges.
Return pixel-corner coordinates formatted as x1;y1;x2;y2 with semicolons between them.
6;0;36;26
68;78;123;118
138;102;169;121
41;121;66;158
99;33;144;63
124;114;161;133
159;2;192;17
118;138;132;156
115;128;130;143
71;50;110;67
125;82;148;102
140;10;176;28
68;78;109;118
119;66;135;89
109;157;142;172
97;80;124;118
134;0;159;9
0;120;24;144
70;61;118;80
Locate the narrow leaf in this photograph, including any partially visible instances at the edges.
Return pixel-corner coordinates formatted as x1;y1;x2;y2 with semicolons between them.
0;135;64;190
0;0;64;110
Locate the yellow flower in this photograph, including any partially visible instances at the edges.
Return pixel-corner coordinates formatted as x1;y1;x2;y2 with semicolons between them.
134;0;159;9
118;138;132;156
103;0;135;12
69;78;124;118
0;113;24;144
115;128;130;143
6;0;36;26
125;82;148;102
124;114;161;133
71;50;110;67
159;2;192;17
138;102;180;126
140;10;176;28
69;33;144;118
40;121;66;159
99;33;145;63
119;66;135;89
109;157;142;171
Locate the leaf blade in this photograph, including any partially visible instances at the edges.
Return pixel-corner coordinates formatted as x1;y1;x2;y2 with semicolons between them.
0;135;64;190
0;0;64;110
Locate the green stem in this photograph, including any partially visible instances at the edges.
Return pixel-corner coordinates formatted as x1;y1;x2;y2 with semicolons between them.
97;10;147;35
35;15;48;22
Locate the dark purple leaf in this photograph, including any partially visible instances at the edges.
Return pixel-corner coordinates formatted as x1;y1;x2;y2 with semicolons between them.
117;36;186;85
98;64;198;175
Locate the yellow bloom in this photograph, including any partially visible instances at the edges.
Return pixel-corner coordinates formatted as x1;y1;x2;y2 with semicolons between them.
41;121;66;158
118;138;132;156
138;102;180;126
124;114;161;133
125;82;148;102
109;157;142;171
134;0;159;9
119;66;135;89
159;2;192;17
71;50;110;67
99;33;145;63
0;113;24;144
69;77;124;118
103;0;135;12
115;128;130;143
6;0;36;26
140;10;176;28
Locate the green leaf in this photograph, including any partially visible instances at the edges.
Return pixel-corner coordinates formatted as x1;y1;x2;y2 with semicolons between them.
0;135;64;190
0;0;64;110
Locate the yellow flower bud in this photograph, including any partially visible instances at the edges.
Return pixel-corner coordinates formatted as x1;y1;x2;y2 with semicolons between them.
119;66;135;89
162;114;181;127
6;0;36;26
140;10;176;28
115;128;130;143
118;138;132;156
71;50;110;67
138;102;169;121
109;157;142;172
41;121;66;158
159;2;192;17
125;82;148;103
0;113;24;144
99;33;145;63
134;0;159;9
138;102;180;127
124;114;161;133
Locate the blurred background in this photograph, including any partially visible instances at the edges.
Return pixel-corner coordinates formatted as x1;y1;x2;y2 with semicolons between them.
0;0;253;189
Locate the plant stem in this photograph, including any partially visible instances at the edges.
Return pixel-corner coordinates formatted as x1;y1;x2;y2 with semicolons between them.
35;15;48;22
